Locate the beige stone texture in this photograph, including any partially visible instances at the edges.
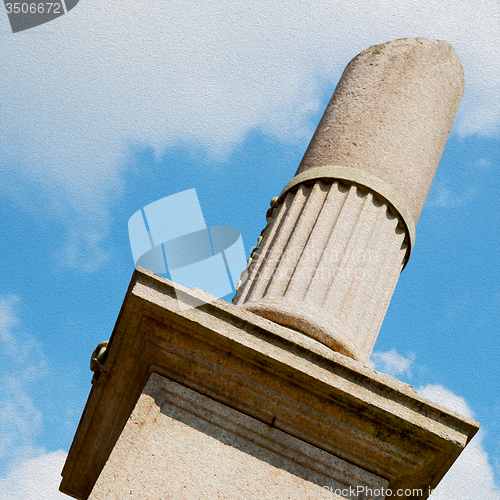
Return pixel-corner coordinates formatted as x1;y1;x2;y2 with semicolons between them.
234;38;464;363
61;268;479;500
296;38;464;224
89;374;388;500
234;181;407;362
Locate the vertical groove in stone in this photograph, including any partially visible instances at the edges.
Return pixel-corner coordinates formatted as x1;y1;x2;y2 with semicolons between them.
304;184;363;307
234;192;291;304
338;201;395;344
342;207;406;359
245;186;309;303
264;181;329;300
259;184;312;299
322;188;379;315
364;225;407;351
284;180;346;301
359;221;403;351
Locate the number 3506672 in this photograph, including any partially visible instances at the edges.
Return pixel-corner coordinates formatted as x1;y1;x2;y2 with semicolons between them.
5;3;62;14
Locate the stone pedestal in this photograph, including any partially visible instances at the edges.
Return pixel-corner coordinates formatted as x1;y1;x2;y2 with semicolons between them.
60;268;479;500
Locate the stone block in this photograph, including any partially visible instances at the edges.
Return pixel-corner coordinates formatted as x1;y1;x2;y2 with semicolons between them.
60;268;479;500
89;373;387;500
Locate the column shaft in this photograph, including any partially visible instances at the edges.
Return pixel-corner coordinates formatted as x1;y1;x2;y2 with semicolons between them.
234;180;407;362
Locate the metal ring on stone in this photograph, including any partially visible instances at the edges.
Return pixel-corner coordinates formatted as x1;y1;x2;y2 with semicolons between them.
277;165;416;269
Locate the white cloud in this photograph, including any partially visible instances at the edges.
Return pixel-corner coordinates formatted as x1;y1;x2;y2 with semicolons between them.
2;0;500;266
418;385;500;499
0;296;50;474
0;296;21;341
0;296;48;381
0;295;63;491
427;184;480;208
0;378;44;472
418;384;474;418
370;348;415;377
369;357;500;498
0;450;70;500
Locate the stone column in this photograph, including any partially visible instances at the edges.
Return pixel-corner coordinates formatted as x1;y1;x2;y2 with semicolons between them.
233;38;464;363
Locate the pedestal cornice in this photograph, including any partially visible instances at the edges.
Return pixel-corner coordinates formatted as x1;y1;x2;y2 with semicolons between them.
60;267;479;500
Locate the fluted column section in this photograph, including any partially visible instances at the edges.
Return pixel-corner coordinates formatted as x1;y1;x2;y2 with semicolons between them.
234;38;464;363
233;180;407;362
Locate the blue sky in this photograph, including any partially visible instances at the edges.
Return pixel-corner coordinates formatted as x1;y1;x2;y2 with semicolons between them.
1;1;499;498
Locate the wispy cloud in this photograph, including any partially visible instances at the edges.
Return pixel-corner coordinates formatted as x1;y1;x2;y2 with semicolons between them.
369;351;500;498
418;385;500;499
473;158;495;169
0;296;47;381
0;296;48;473
370;348;415;378
2;0;500;267
0;296;67;498
427;185;480;208
0;451;68;500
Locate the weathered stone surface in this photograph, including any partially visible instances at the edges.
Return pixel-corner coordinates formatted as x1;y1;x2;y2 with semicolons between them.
89;374;388;500
234;38;464;363
234;181;407;362
61;268;479;500
297;38;464;224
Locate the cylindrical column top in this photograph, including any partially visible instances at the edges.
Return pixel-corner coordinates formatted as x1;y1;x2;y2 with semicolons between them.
296;38;464;224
